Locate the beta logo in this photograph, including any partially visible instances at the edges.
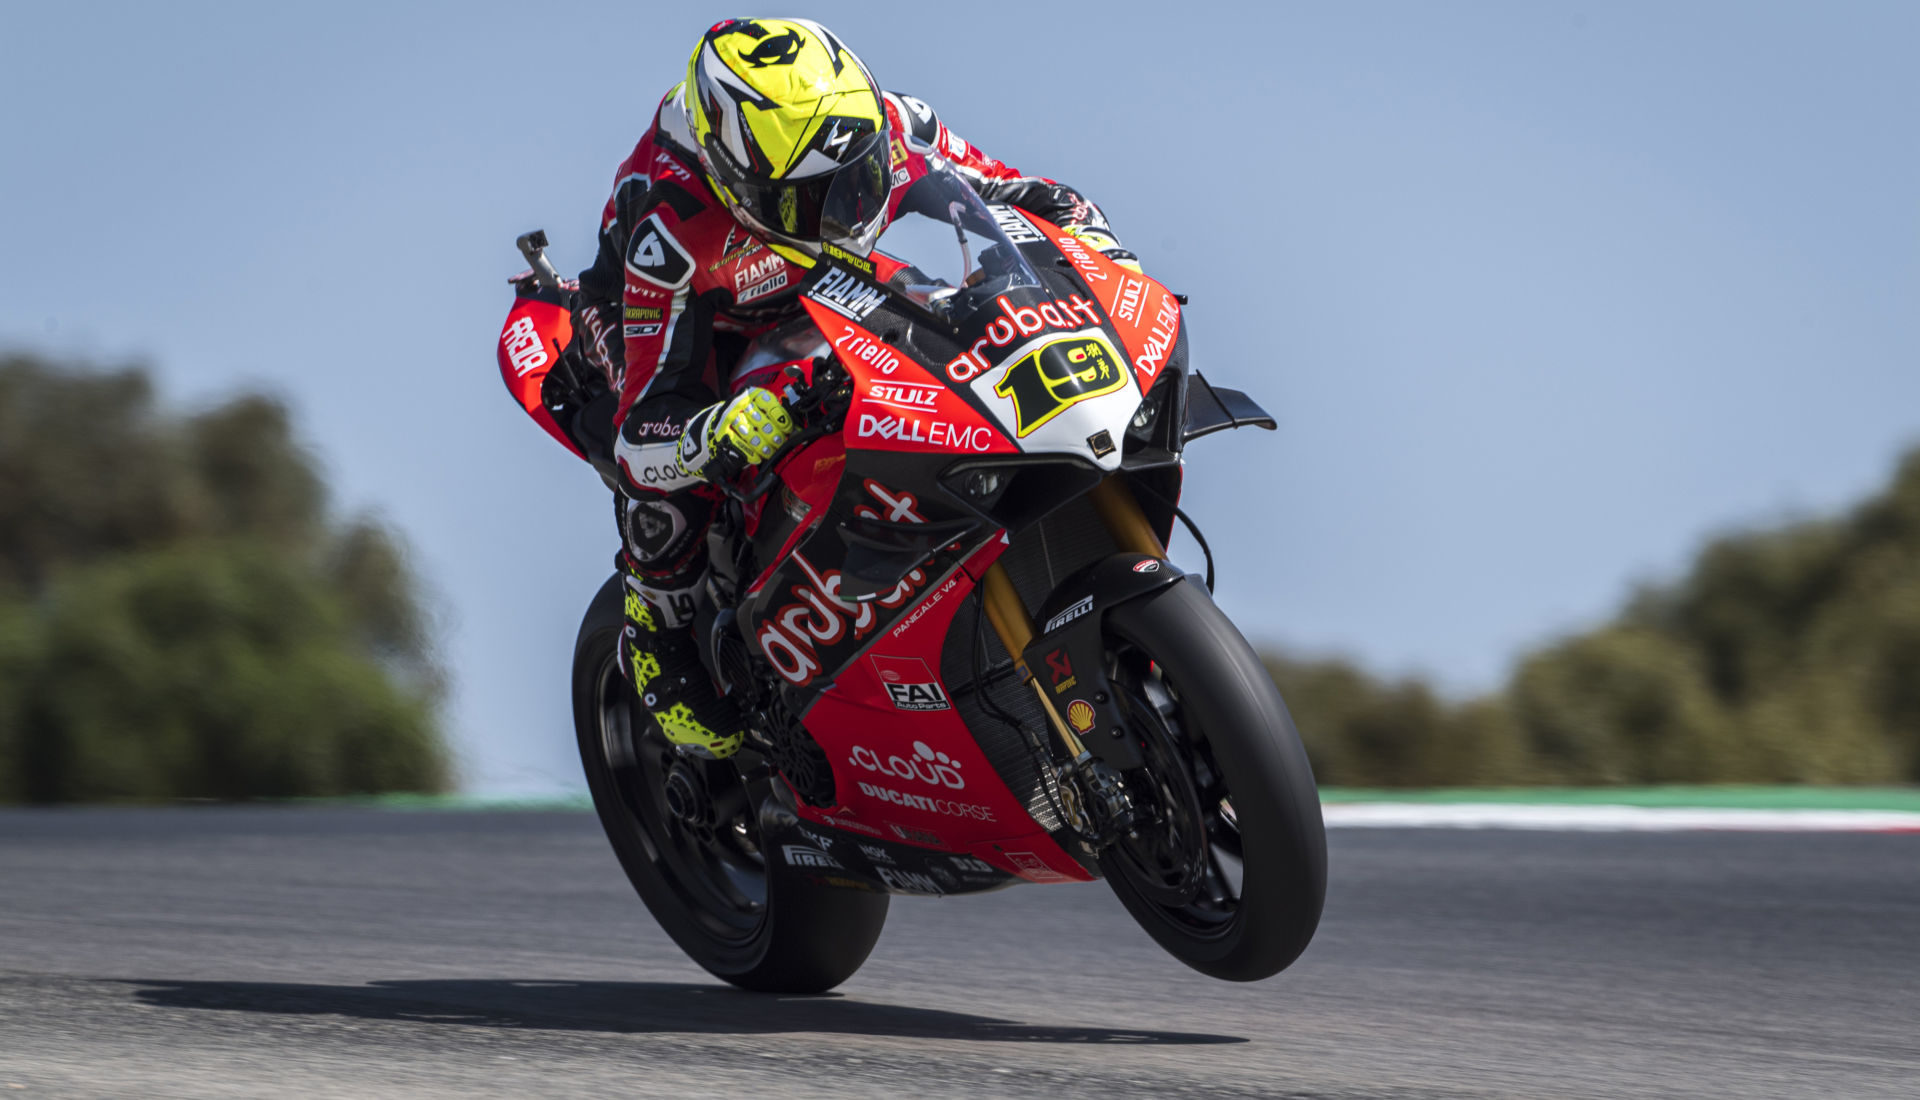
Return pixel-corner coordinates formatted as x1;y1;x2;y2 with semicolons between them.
992;335;1128;436
501;316;548;377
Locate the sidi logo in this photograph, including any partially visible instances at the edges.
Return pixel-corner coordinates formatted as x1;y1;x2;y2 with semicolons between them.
946;294;1105;383
502;316;548;377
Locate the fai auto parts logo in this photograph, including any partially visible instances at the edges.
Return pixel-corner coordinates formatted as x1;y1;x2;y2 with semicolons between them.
869;654;952;711
992;334;1127;436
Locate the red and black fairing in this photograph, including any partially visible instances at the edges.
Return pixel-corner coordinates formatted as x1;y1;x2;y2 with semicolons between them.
729;215;1199;894
496;285;581;458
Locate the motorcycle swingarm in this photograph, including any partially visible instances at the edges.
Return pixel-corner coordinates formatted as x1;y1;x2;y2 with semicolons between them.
1018;552;1186;771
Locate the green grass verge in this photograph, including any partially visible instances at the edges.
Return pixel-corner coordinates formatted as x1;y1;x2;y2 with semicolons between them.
273;785;1920;813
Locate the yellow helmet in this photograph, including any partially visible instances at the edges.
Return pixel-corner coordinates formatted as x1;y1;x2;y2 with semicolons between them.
682;18;894;252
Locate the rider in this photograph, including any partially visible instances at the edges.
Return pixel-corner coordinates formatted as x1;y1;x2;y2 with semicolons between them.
573;17;1141;759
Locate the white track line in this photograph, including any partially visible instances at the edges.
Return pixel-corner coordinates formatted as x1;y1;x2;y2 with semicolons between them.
1322;803;1920;832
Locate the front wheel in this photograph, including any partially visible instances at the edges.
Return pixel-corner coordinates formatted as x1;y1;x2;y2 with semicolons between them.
1099;578;1327;981
571;575;888;993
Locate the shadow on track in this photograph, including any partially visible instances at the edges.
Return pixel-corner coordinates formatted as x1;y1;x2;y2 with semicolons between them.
127;979;1245;1045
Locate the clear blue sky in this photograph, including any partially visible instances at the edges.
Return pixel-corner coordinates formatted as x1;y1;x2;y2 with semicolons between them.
4;2;1916;793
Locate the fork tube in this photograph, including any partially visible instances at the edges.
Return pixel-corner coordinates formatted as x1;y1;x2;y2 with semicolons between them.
1089;476;1166;558
980;561;1092;761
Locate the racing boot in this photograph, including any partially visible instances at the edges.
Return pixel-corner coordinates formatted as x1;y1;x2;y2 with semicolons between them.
620;584;746;759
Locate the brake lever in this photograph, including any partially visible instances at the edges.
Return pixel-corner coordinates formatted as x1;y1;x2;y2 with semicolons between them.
715;357;850;504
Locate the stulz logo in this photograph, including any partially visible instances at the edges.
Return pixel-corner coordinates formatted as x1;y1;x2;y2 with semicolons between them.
782;845;842;869
945;293;1105;383
867;381;940;410
856;781;996;821
856;412;996;452
1133;291;1180;381
811;265;885;320
987;203;1044;245
849;740;964;789
755;482;932;686
502;316;548;377
1044;595;1093;634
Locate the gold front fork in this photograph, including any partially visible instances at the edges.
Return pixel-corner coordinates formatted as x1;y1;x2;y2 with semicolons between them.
978;475;1164;766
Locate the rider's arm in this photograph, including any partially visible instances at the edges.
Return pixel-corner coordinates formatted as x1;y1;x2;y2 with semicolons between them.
884;91;1142;272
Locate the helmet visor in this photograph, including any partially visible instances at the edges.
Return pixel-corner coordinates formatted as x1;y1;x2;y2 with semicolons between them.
722;131;894;248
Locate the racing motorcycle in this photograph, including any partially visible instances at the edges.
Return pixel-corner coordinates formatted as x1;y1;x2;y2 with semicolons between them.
498;158;1325;993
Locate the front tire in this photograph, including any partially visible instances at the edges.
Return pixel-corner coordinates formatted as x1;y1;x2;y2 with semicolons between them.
1100;578;1327;981
571;575;888;993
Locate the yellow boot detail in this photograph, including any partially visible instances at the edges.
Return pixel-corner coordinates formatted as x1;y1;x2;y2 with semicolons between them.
630;649;662;691
624;589;656;632
650;701;745;759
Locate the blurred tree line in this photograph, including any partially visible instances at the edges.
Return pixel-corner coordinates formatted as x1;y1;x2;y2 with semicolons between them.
0;353;448;802
1270;448;1920;786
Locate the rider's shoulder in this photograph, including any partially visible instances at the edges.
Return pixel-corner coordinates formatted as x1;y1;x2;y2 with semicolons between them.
883;91;941;150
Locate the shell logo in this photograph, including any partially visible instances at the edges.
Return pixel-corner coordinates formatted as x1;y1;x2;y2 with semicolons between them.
1067;700;1096;733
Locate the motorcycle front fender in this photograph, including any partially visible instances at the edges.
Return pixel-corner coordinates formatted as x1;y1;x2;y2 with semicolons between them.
1018;552;1187;771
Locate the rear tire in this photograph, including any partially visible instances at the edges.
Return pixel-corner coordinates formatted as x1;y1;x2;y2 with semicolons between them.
1100;577;1327;980
572;574;888;993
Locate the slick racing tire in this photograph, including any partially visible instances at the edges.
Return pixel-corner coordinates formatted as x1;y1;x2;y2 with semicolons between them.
572;575;888;994
1099;577;1327;981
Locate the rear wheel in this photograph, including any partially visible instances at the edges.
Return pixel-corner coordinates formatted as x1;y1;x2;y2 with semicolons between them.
571;575;888;993
1099;578;1326;981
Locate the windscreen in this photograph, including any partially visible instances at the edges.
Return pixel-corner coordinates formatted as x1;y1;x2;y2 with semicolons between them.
872;160;1044;324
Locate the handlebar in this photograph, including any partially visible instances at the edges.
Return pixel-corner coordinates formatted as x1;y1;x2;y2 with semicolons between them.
717;357;852;504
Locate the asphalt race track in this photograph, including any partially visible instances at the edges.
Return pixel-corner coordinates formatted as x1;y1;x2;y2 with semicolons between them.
2;809;1915;1098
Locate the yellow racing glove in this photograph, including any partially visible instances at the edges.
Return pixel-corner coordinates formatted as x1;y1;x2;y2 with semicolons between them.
677;387;797;481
